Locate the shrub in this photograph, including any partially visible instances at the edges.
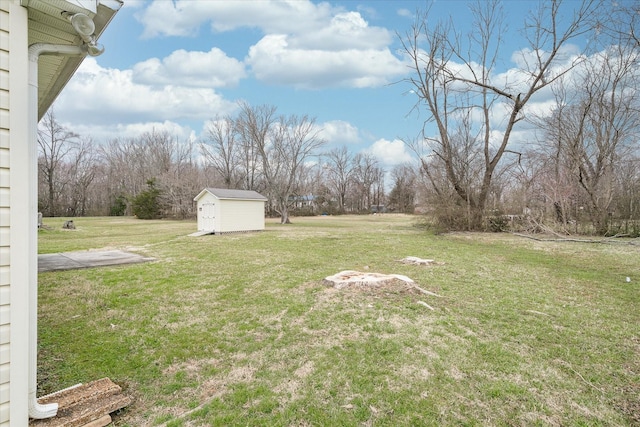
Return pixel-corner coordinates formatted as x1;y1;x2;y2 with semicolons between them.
109;195;127;216
487;215;510;232
131;179;163;219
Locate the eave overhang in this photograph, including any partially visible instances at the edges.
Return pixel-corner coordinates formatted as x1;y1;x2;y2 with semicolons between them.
21;0;122;120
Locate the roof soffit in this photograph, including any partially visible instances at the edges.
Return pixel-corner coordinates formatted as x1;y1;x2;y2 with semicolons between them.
21;0;122;120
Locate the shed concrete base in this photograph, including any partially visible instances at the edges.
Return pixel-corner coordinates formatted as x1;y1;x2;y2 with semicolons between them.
188;230;215;237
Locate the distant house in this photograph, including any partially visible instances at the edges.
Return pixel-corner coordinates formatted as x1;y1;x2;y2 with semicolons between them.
194;188;268;234
290;194;316;209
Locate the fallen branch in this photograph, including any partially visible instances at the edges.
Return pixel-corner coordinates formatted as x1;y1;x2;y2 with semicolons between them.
417;301;435;310
558;360;605;394
411;284;442;298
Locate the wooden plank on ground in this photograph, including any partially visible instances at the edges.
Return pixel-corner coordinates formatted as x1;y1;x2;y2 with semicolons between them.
29;378;132;427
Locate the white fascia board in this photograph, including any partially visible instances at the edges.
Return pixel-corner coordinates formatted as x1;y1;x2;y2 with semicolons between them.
65;0;98;14
193;189;212;202
20;0;96;14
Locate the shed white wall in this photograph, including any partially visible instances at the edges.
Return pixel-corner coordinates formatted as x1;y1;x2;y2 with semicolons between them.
217;199;265;233
2;2;30;425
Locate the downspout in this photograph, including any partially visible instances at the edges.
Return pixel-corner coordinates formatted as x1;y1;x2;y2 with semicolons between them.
27;42;93;419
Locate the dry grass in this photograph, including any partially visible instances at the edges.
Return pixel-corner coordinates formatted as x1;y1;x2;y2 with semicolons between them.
36;215;640;426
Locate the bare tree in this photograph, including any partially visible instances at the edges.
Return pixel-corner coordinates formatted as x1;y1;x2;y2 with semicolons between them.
325;146;355;213
159;138;203;219
236;102;275;192
401;0;600;229
597;1;640;48
139;129;175;177
201;116;242;189
37;110;79;216
267;115;325;223
65;137;97;216
388;164;417;213
612;154;640;234
99;137;138;215
237;103;326;223
98;131;203;218
539;39;640;234
351;153;383;212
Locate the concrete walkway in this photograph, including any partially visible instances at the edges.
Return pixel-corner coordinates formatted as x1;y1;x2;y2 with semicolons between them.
38;250;154;273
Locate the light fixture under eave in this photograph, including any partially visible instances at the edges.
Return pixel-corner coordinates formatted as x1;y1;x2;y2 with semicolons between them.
70;13;95;39
62;11;105;57
86;42;105;56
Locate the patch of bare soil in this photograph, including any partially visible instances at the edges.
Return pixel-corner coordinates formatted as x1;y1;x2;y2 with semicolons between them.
615;336;640;425
616;382;640;425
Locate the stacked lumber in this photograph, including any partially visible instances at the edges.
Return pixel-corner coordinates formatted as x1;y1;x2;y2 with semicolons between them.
29;378;132;427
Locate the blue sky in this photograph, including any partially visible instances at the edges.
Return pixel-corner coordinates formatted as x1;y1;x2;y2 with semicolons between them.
53;0;583;169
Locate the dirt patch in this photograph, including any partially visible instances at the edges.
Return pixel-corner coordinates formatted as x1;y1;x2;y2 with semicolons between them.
162;358;220;377
616;382;640;425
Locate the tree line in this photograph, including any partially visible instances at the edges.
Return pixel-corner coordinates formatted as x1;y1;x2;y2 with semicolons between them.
38;0;640;235
37;103;397;224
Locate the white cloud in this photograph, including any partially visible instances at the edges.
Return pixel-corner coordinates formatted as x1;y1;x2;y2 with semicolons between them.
54;58;237;130
291;11;392;51
365;138;413;167
318;120;361;145
247;34;406;89
132;48;246;88
59;120;197;143
136;0;406;90
136;0;336;38
510;44;581;73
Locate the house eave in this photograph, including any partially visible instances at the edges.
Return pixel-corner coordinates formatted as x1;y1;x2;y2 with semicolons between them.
22;0;123;120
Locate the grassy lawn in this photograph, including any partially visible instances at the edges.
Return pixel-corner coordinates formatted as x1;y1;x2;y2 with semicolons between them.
37;215;640;426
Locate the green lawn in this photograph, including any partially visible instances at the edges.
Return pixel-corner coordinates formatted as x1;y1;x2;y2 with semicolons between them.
37;215;640;426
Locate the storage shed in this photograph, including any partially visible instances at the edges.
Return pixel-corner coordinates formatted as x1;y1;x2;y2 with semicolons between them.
194;188;268;234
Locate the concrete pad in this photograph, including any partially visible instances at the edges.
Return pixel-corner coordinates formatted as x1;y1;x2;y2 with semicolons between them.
38;250;154;273
188;230;214;237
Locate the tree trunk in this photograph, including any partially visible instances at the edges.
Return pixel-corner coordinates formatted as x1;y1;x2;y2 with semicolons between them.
279;199;291;224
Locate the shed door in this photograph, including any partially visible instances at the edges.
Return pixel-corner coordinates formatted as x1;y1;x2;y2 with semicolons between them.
202;202;215;231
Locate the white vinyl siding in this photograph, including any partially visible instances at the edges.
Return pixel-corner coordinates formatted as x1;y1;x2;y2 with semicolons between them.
3;2;30;424
217;199;265;233
0;3;10;424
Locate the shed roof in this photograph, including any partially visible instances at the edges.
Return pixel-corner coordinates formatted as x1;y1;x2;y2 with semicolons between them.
194;188;268;202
